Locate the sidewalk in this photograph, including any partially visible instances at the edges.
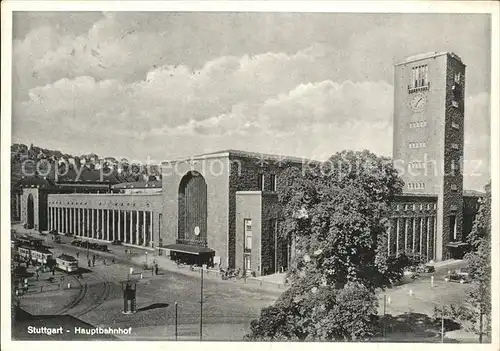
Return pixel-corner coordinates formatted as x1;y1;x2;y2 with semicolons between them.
13;224;287;294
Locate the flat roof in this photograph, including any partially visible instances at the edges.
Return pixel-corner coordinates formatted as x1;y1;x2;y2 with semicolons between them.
162;149;319;165
395;51;464;66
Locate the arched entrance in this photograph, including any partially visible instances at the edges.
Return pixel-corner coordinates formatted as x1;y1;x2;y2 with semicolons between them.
178;171;207;246
27;194;34;229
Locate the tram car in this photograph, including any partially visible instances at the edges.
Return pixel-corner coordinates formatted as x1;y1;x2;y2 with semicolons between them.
16;236;44;248
55;254;79;272
17;245;53;265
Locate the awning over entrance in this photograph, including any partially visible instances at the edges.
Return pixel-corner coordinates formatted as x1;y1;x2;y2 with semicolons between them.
163;243;215;256
447;241;469;248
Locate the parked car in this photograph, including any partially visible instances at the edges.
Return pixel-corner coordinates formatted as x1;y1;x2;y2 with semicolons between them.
456;267;470;277
445;273;472;284
96;244;109;252
403;266;419;279
111;240;122;245
416;264;435;273
70;240;81;246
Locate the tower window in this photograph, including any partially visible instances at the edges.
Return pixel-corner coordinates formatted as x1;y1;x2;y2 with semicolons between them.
244;219;252;251
410;65;429;91
270;174;277;192
450;215;457;241
258;173;265;191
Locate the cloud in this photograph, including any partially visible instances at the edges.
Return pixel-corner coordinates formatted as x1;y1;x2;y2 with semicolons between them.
11;13;491;191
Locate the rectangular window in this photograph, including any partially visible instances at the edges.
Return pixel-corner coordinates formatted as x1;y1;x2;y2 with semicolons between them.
270;174;277;192
258;173;265;191
244;219;252;251
450;215;457;241
410;65;429;90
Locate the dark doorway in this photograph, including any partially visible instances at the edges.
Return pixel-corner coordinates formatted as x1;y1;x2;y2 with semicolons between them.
178;171;207;246
27;194;34;229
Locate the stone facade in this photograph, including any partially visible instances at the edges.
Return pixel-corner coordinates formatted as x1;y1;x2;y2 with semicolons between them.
14;51;483;273
393;52;467;261
47;193;162;247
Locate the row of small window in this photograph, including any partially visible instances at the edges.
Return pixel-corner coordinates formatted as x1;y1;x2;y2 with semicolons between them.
409;160;459;170
396;203;437;211
409;121;427;128
258;173;277;192
408;121;460;130
408;182;426;189
408;142;426;149
409;162;426;169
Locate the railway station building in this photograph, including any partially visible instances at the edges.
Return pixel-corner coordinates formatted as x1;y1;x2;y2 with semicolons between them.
15;52;484;275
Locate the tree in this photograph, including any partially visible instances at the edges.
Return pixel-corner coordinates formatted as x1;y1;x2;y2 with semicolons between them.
435;182;491;342
247;150;406;341
246;282;378;341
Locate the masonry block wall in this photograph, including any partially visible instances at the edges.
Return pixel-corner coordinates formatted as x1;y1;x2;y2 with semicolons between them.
440;55;465;259
162;155;230;266
229;152;305;269
21;188;40;229
235;192;262;274
393;52;466;261
261;192;283;275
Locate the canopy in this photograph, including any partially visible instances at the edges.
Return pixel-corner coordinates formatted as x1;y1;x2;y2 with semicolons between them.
163;243;214;256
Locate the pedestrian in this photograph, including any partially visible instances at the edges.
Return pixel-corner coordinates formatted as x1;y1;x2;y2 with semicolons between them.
112;258;115;264
103;259;106;266
92;255;96;267
88;259;91;267
52;267;55;276
76;252;79;259
155;264;159;276
36;271;39;281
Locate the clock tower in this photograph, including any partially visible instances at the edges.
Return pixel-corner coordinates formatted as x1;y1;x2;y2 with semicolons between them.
393;52;465;261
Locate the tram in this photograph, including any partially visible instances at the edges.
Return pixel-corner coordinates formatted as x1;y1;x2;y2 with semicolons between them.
17;245;53;265
55;254;79;272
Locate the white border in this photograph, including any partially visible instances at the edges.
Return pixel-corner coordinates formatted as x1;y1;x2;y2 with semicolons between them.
1;2;499;351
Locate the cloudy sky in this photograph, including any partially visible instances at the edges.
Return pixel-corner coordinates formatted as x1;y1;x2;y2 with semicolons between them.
11;12;491;190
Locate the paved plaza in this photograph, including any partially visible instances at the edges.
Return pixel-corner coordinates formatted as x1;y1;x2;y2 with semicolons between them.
13;225;477;342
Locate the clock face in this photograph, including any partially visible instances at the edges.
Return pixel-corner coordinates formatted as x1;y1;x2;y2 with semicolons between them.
408;92;427;112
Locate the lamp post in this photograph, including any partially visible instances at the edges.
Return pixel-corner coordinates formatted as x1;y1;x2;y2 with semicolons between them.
174;302;178;341
199;267;204;341
383;294;387;340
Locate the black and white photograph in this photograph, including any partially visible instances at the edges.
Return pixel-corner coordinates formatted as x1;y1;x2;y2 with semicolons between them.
1;1;498;348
